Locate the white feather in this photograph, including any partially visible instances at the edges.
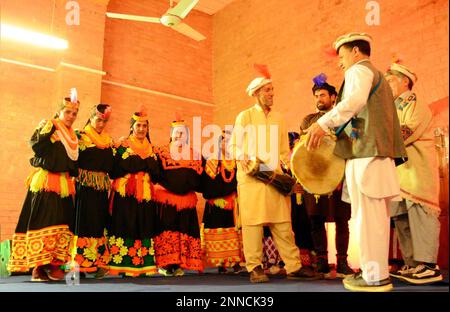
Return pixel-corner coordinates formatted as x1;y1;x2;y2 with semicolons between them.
70;88;78;103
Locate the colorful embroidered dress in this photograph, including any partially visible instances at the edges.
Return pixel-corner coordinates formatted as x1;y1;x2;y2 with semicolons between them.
8;119;78;272
153;144;204;272
107;135;160;276
73;124;114;273
201;157;243;268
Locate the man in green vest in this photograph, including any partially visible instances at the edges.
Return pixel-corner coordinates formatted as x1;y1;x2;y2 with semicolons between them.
305;32;407;292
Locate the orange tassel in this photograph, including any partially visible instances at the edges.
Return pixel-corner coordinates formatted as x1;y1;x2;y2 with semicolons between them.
135;172;144;202
153;185;197;211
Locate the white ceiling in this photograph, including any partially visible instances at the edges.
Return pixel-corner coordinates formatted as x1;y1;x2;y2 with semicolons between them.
193;0;236;15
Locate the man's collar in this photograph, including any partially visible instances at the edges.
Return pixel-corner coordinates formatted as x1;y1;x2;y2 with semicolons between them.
254;103;263;111
355;58;370;65
254;103;271;113
398;90;412;100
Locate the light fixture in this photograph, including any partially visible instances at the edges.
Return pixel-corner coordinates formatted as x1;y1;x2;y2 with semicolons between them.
0;23;68;50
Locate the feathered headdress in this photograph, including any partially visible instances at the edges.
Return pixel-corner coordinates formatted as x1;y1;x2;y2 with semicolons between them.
61;87;80;110
312;73;328;87
386;56;418;85
246;63;273;96
253;63;271;79
95;104;112;120
311;73;336;96
132;104;148;122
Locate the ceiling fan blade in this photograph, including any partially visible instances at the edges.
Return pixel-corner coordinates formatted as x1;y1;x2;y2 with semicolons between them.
171;22;206;41
167;0;199;19
106;12;161;23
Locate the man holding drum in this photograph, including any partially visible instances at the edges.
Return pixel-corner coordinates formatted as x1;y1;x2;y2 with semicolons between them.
305;33;407;291
229;64;319;283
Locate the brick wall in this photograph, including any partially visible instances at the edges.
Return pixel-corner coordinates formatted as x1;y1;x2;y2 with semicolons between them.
213;0;449;130
101;0;213;144
213;0;449;268
0;0;110;240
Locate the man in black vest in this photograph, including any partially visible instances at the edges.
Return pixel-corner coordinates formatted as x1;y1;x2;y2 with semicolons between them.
299;74;354;279
305;32;407;292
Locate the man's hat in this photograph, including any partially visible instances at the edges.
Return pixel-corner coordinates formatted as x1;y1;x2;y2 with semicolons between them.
387;63;418;85
333;32;372;51
311;73;337;96
246;64;272;96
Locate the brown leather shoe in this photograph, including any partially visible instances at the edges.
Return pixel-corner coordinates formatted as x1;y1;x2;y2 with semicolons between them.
31;266;50;282
250;266;269;283
287;266;322;280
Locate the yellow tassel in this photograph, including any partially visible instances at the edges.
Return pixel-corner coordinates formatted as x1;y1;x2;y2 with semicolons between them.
29;169;47;193
296;193;302;205
213;198;227;209
314;194;320;204
142;173;151;201
117;175;128;197
60;174;69;197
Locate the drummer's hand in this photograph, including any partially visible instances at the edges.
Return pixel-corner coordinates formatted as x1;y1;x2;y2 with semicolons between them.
239;154;251;172
305;123;326;151
292;183;304;194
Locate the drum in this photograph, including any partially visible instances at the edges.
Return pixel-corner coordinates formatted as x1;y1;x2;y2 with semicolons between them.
245;158;296;196
290;135;345;195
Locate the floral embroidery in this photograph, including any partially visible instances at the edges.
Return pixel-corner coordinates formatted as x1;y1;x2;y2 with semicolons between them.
8;226;73;272
73;236;109;272
401;125;414;141
153;231;203;271
155;145;203;174
106;235;157;276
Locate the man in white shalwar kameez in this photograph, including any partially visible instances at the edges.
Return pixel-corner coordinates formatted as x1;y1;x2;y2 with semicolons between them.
306;33;407;292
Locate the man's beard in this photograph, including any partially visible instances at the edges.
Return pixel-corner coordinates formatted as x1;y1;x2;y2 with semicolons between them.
316;102;329;111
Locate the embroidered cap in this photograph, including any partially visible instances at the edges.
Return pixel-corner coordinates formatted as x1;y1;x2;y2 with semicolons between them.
246;64;272;96
333;32;372;51
388;63;418;85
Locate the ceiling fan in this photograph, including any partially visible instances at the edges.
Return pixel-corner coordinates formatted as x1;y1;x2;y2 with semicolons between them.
106;0;206;41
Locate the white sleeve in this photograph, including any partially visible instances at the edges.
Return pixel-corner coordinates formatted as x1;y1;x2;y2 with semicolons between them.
317;64;374;130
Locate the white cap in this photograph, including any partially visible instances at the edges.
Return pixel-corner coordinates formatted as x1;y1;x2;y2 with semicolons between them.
246;77;272;96
334;32;372;51
388;63;418;85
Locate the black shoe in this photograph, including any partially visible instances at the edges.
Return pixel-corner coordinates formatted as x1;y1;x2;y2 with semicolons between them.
287;266;322;280
231;264;244;274
218;266;227;274
316;257;331;278
397;264;443;285
390;264;414;279
250;266;269;283
343;271;393;292
336;259;355;278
